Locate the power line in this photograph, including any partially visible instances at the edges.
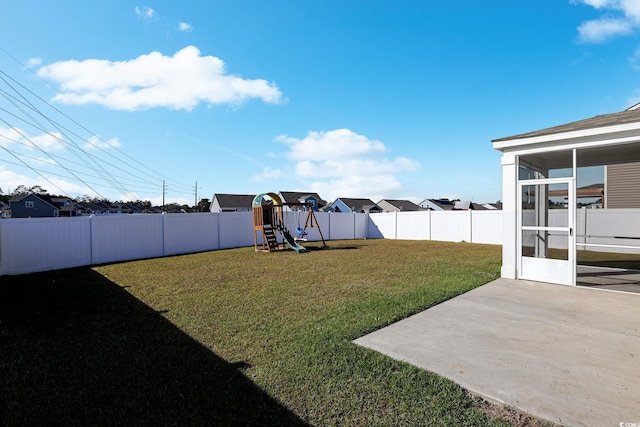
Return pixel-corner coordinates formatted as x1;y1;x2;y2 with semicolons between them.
0;57;196;202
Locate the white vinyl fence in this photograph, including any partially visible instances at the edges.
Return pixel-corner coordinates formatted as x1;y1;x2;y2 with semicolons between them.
367;210;503;245
0;211;371;275
2;208;638;275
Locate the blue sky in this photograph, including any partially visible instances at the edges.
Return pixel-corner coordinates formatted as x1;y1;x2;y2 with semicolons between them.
1;0;639;206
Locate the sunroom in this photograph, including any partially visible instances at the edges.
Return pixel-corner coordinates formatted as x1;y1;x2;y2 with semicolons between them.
493;105;640;293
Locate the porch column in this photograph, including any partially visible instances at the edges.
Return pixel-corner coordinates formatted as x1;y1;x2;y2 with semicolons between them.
501;154;517;279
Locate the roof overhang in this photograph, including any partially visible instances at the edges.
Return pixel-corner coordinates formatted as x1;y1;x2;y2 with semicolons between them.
493;121;640;168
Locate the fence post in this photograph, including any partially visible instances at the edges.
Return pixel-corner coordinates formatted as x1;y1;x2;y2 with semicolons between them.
468;210;473;243
89;215;94;265
394;211;398;240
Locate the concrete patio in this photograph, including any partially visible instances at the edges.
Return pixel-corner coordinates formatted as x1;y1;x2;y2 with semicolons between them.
354;278;640;427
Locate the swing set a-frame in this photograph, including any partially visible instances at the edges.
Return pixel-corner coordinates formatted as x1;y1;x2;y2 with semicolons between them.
252;192;326;253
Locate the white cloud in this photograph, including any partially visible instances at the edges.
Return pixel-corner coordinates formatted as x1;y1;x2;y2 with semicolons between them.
0;165;90;197
37;46;283;111
572;0;640;42
277;128;387;161
135;6;156;21
26;57;42;68
275;129;420;201
178;22;193;32
577;18;634;42
0;126;66;151
253;167;283;181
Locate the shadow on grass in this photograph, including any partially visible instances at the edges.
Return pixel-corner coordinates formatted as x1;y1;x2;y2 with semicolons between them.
0;268;309;426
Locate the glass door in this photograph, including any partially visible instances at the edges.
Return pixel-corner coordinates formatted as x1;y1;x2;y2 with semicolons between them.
518;178;575;286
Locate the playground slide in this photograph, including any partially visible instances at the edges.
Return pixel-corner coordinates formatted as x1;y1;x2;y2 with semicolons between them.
280;228;307;253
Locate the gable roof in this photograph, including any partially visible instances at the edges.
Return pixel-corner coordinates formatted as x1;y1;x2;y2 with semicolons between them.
9;193;57;207
335;198;381;212
378;199;422;211
421;198;455;210
279;191;326;205
212;194;256;209
492;107;640;143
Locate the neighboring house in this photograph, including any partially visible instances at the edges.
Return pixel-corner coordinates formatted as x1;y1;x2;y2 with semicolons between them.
9;193;60;218
377;199;423;212
453;200;488;210
278;191;327;211
324;198;382;213
605;162;640;208
209;194;256;212
0;201;9;218
50;197;81;217
78;201;110;215
419;198;456;211
481;202;503;210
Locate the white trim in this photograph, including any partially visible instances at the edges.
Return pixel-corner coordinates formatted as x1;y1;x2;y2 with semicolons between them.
577;243;640;251
493;125;640;151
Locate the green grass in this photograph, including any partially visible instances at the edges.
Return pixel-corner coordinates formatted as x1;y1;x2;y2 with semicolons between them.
0;239;547;426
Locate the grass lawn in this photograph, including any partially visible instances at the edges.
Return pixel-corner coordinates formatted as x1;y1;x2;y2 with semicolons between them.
0;239;549;426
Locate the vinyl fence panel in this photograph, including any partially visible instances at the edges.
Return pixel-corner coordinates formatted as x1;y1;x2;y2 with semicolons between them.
431;211;471;242
91;215;164;264
0;217;92;274
471;211;503;245
396;211;432;240
163;213;220;255
581;208;640;253
354;212;369;239
218;212;254;249
329;213;358;240
368;213;396;239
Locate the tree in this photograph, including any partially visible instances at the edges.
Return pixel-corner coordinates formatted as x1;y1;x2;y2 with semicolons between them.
12;185;48;195
197;198;211;212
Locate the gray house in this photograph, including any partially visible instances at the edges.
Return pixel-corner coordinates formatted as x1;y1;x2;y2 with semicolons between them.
324;198;382;213
209;194;256;212
9;194;60;218
377;199;422;212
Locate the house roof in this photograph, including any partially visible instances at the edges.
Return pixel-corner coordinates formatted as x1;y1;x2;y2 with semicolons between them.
378;199;422;211
335;198;381;212
9;193;58;208
213;194;256;209
492;107;640;142
422;198;455;210
279;191;326;205
548;183;604;198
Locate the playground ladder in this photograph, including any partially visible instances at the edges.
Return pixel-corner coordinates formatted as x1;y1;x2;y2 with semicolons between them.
262;225;280;251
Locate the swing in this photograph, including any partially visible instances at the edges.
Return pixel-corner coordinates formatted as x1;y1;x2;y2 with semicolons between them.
295;209;308;241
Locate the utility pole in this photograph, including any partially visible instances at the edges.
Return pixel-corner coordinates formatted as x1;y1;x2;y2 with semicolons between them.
162;180;166;210
195;181;198;209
